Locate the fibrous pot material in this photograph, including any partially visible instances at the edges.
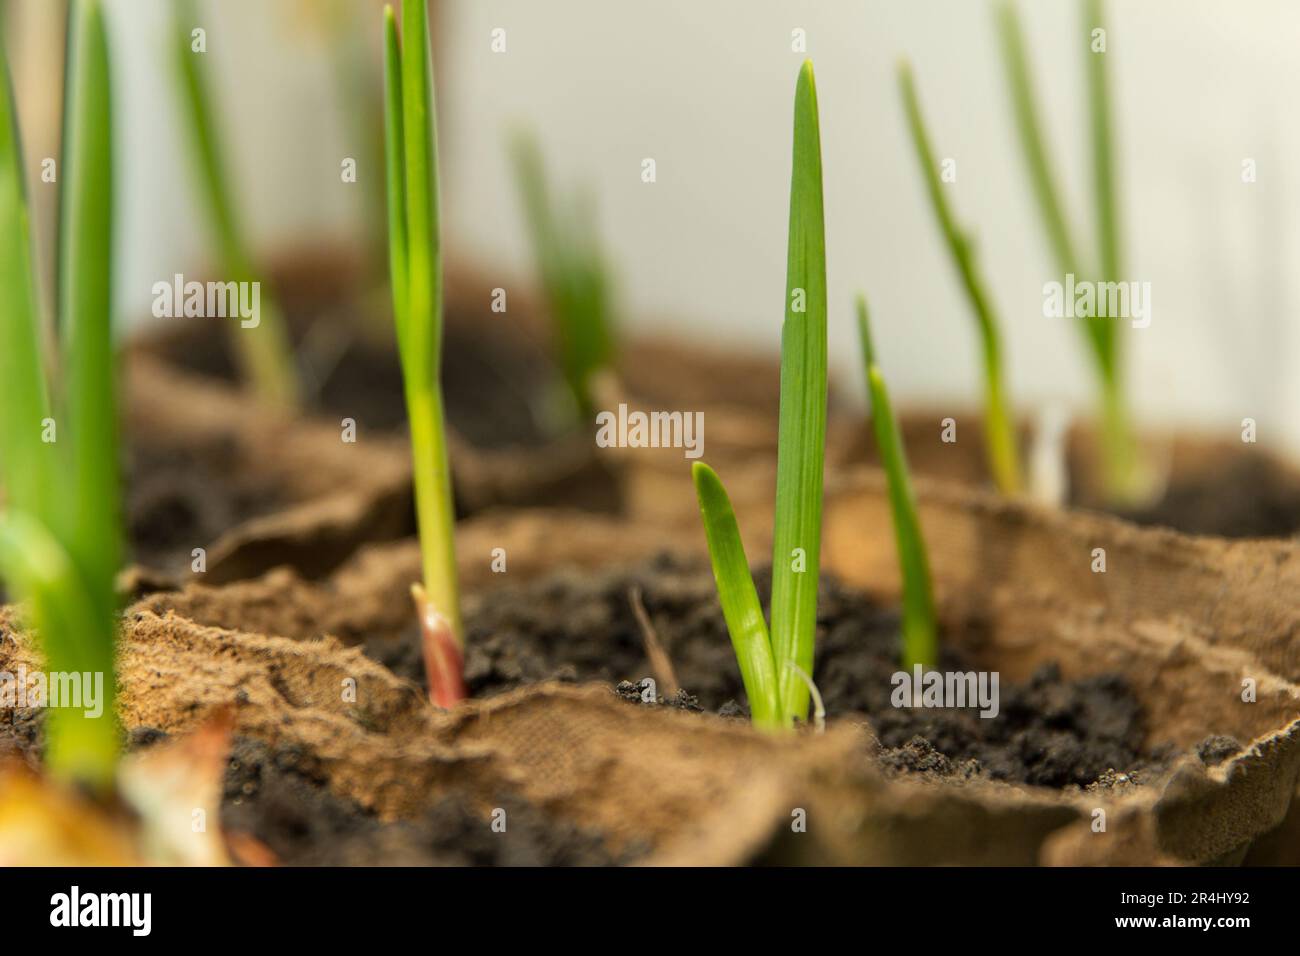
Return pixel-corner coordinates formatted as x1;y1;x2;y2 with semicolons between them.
11;471;1291;865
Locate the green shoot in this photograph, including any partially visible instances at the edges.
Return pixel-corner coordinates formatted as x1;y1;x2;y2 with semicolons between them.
996;1;1085;283
898;61;1022;496
1085;0;1122;304
172;0;299;410
856;296;937;670
769;60;829;727
383;2;464;707
510;130;616;421
0;20;51;527
0;0;121;793
691;463;782;730
1082;0;1138;501
996;0;1139;501
692;60;828;730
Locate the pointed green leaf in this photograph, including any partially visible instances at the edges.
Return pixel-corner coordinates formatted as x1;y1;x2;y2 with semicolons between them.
856;296;937;670
0;46;52;523
60;0;120;625
898;61;1022;495
0;0;123;795
1082;0;1139;501
769;60;828;726
510;130;615;417
997;1;1113;380
172;0;298;408
382;5;408;349
692;463;782;730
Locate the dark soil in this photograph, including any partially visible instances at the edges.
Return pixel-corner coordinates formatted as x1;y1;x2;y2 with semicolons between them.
366;554;1176;790
319;322;560;450
125;436;289;574
1107;455;1300;539
143;304;560;451
1195;734;1243;766
0;714;629;866
214;735;630;866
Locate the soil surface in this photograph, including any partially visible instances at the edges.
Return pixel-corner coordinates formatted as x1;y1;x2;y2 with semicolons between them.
142;298;559;451
0;715;630;866
879;414;1300;541
212;734;630;866
1108;454;1300;539
0;551;1255;864
315;322;558;449
126;436;289;574
367;554;1180;789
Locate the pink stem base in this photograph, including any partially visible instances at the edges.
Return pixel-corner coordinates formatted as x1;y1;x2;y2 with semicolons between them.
412;585;467;708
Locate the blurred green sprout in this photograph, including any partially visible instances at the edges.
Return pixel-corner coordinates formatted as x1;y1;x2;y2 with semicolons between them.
997;0;1138;502
510;130;617;421
856;296;937;670
898;61;1023;497
0;0;122;794
172;0;300;410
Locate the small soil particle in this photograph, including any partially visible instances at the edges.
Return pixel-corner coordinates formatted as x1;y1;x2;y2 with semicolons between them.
1196;734;1243;766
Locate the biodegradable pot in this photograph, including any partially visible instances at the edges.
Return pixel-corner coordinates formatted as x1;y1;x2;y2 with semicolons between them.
131;247;624;520
20;472;1291;866
129;508;706;644
837;408;1300;539
135;249;888;538
823;469;1300;863
836;408;1300;876
1066;425;1300;539
608;336;863;533
125;354;412;586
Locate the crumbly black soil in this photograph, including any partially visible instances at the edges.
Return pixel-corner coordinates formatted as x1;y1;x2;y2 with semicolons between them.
126;435;288;574
214;735;630;866
0;714;628;866
1196;735;1243;766
368;554;1174;789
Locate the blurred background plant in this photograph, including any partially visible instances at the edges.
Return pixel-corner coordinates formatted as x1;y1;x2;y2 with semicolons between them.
510;129;617;425
1;0;1295;452
1;0;121;795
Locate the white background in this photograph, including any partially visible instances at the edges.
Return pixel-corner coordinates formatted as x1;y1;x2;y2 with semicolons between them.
9;0;1300;452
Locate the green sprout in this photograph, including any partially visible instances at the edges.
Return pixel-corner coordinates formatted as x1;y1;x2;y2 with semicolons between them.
383;2;465;707
997;0;1138;501
172;0;299;410
898;61;1023;496
692;60;827;730
0;0;121;793
692;463;782;729
510;130;616;421
856;296;937;670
